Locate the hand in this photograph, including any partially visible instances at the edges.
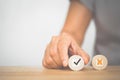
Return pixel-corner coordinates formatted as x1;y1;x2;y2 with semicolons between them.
42;32;90;69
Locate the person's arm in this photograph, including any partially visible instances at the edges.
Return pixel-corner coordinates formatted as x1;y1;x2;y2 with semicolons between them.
61;0;92;45
42;0;92;69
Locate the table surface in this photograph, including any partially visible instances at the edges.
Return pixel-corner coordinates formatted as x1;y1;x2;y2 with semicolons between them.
0;66;120;80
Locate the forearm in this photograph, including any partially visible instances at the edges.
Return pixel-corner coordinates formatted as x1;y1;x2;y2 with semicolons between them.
61;0;92;46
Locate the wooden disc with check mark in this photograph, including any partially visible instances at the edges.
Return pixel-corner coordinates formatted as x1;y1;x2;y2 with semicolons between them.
68;55;84;71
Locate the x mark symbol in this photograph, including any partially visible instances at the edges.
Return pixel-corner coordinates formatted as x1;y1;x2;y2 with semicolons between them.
97;58;103;65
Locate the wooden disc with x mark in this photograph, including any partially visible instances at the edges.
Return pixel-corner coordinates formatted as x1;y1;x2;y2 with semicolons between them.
92;55;108;70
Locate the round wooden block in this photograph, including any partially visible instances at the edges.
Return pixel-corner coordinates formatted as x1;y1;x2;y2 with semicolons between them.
68;55;84;71
92;55;108;70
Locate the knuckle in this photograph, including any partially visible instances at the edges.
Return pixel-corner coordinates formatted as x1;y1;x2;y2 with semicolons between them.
50;53;56;58
42;61;47;68
51;36;57;41
61;32;67;36
49;48;57;57
50;52;55;57
45;44;50;54
58;42;62;50
45;57;52;65
45;48;48;54
51;37;54;42
58;43;66;51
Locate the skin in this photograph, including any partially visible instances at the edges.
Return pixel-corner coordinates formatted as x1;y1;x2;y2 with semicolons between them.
42;0;92;69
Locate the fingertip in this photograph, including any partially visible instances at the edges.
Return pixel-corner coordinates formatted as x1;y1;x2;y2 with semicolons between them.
42;60;47;68
84;55;90;65
77;48;90;65
63;59;68;67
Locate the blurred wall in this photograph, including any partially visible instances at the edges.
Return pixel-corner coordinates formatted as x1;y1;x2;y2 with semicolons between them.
0;0;95;67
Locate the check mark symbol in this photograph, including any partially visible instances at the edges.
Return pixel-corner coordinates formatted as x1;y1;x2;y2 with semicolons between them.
74;58;81;65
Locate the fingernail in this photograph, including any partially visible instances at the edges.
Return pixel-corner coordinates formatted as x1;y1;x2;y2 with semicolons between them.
63;59;67;67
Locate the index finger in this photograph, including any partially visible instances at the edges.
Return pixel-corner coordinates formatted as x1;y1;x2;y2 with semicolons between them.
57;37;71;67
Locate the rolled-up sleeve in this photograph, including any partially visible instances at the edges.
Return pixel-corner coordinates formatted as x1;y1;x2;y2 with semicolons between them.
70;0;95;12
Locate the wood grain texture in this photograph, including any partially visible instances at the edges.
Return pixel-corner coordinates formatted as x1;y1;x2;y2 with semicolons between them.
0;66;120;80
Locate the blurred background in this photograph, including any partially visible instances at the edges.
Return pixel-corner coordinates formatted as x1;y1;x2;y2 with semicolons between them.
0;0;95;67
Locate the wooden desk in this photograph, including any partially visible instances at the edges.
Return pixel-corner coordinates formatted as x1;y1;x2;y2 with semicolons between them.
0;66;120;80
